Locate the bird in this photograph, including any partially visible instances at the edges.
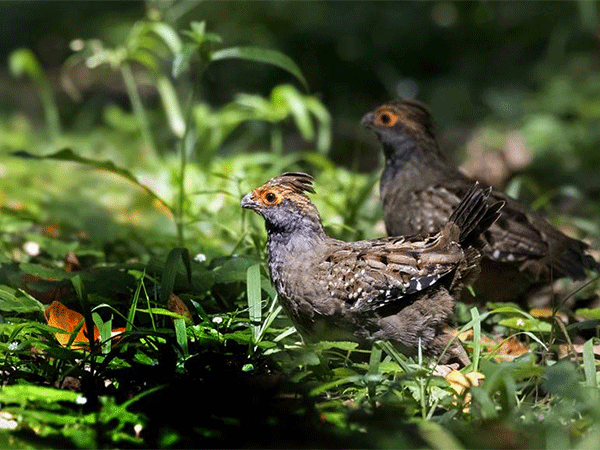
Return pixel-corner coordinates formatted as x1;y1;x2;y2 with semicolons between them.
241;172;503;364
361;99;599;303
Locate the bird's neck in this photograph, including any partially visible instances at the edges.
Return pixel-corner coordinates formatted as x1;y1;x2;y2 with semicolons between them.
266;216;327;265
380;133;452;192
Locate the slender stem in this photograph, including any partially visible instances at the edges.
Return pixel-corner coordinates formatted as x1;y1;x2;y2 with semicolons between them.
175;91;197;247
120;63;157;158
176;136;186;245
37;77;61;141
271;125;283;155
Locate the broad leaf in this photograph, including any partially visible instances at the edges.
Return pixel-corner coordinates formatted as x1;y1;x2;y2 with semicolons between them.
576;307;600;320
12;149;172;214
211;46;308;91
156;75;186;138
498;316;552;333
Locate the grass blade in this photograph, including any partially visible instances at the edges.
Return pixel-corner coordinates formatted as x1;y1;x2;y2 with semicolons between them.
160;248;192;304
246;263;262;342
71;275;96;349
378;340;411;373
583;338;597;388
470;307;482;372
174;317;188;357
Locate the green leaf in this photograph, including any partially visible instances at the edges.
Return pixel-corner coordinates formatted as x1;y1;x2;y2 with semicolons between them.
9;48;61;139
377;340;412;373
583;338;597;388
211;47;309;91
311;341;360;352
368;342;383;376
498;316;552;333
93;312;112;354
148;22;182;55
135;307;190;321
156;75;186;138
160;248;192;304
274;85;314;140
0;383;81;406
8;48;43;79
183;21;223;46
173;42;198;78
174;317;188;357
19;262;74;281
576;307;600;320
0;285;44;313
471;307;482;372
543;360;581;398
419;421;466;450
11;148;172;214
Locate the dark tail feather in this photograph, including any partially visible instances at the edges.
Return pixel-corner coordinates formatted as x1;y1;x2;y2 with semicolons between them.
551;238;600;280
448;182;504;246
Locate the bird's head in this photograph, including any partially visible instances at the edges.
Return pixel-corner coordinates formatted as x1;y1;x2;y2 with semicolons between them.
361;100;436;158
241;172;323;234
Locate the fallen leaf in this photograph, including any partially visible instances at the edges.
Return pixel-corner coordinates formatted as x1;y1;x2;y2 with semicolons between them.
457;331;529;362
530;307;568;322
44;300;99;346
42;222;61;238
64;252;81;273
445;370;485;411
558;343;600;359
167;293;192;322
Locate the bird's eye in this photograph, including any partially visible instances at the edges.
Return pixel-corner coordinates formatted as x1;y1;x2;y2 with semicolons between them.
375;110;399;127
263;191;280;205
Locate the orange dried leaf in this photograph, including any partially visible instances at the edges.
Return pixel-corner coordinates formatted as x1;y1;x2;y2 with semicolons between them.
42;222;62;238
44;300;99;346
492;336;529;361
445;370;485;412
529;308;553;318
457;329;529;362
446;370;484;395
558;343;600;359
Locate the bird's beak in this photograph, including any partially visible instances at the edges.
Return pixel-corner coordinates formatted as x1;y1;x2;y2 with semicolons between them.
360;112;375;129
240;193;258;210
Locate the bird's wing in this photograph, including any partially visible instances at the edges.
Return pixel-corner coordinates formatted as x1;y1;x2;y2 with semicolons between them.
318;235;464;313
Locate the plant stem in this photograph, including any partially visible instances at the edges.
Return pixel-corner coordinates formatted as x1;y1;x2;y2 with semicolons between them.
120;63;157;158
271;126;283;155
38;77;61;142
176;136;186;246
175;90;197;246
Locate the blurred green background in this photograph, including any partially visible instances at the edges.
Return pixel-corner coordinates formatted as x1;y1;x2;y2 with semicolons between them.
2;1;599;166
1;0;599;250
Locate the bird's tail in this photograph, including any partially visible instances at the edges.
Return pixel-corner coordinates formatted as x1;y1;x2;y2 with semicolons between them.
448;182;504;246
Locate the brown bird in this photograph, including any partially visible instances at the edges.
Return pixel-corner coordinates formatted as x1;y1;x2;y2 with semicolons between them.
241;172;502;364
362;99;599;303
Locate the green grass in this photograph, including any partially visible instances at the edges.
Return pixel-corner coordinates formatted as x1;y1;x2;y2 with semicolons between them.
1;143;599;447
1;12;600;449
